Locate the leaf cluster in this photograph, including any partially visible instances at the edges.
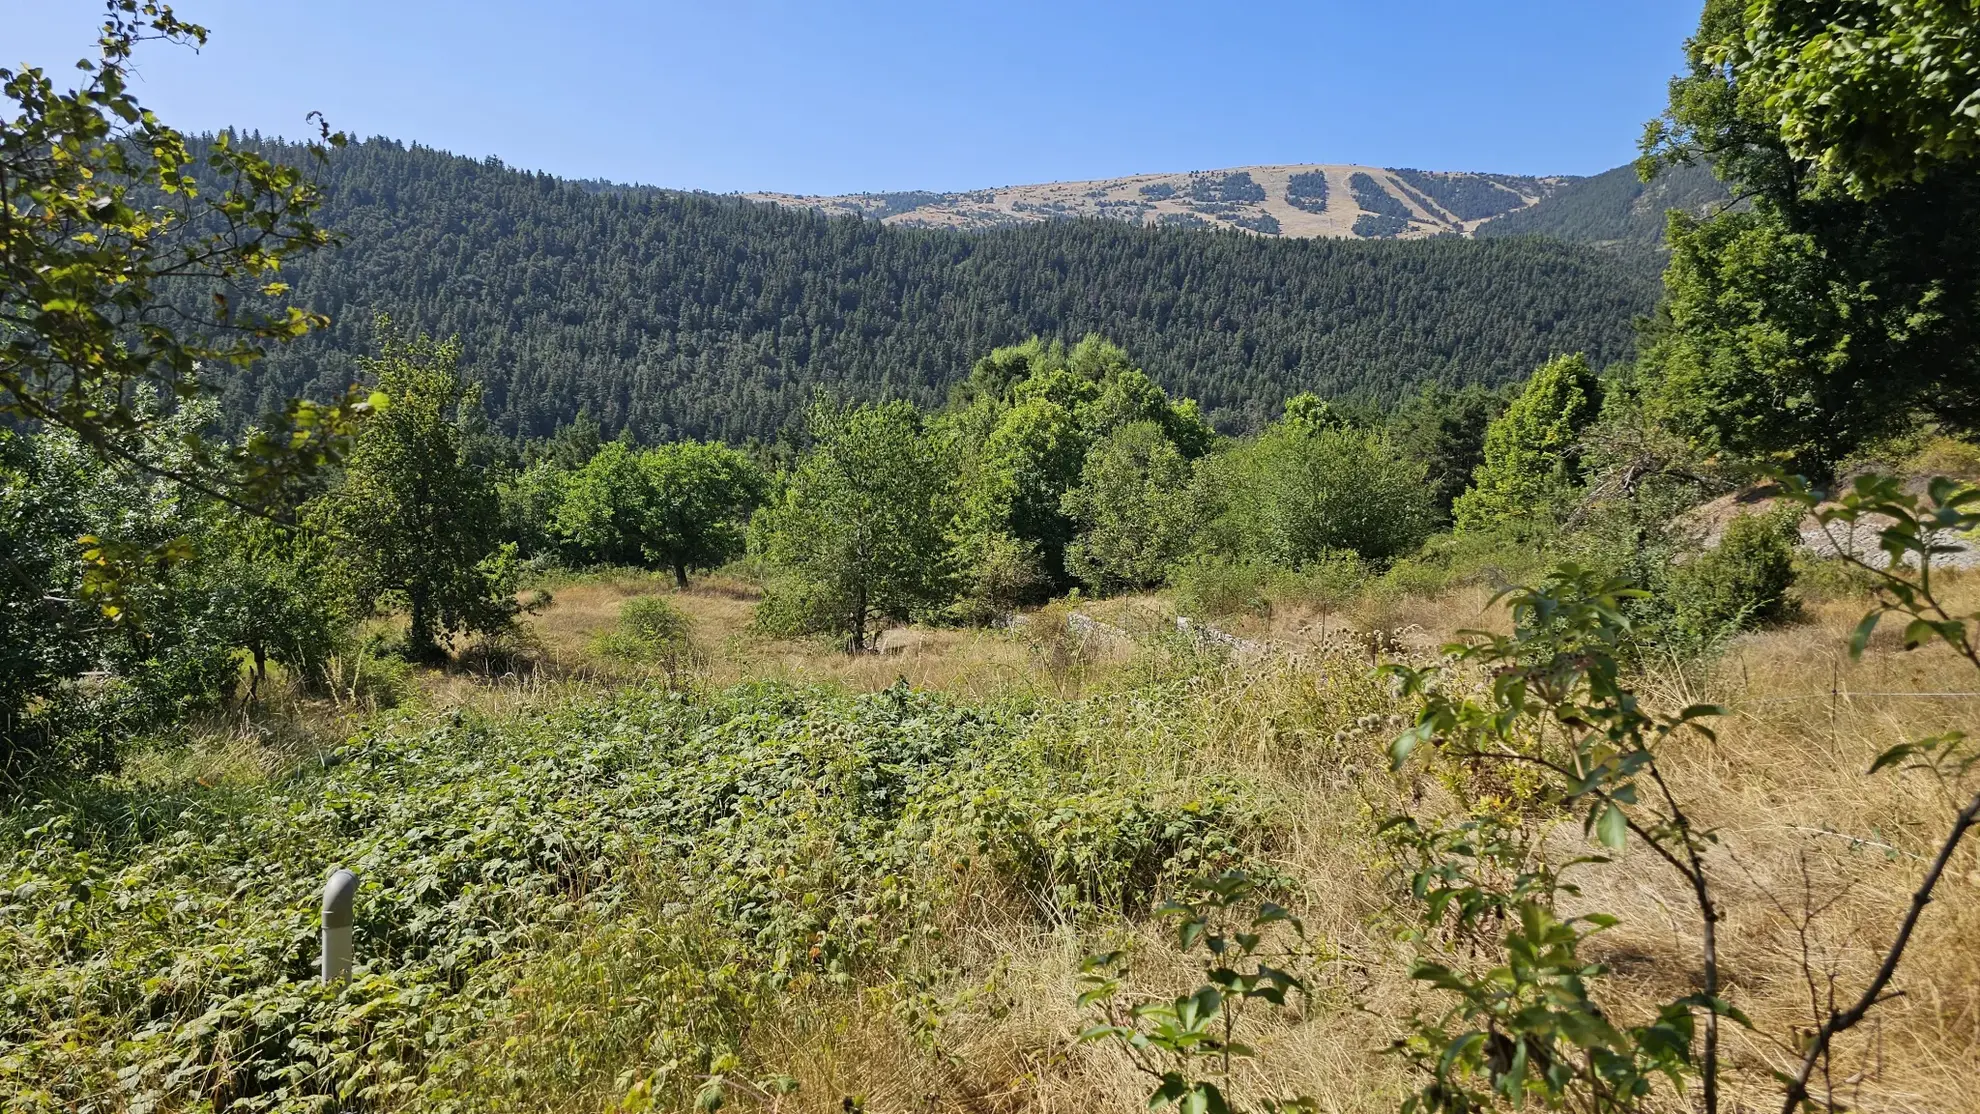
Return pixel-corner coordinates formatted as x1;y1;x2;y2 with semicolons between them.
1381;565;1739;1112
1078;869;1319;1114
1;1;366;508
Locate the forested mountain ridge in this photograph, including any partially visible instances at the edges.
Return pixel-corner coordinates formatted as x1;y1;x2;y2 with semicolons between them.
745;163;1572;240
211;138;1658;442
1474;161;1729;245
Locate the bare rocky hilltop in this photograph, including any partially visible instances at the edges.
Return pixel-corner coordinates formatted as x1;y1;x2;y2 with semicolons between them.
745;164;1575;240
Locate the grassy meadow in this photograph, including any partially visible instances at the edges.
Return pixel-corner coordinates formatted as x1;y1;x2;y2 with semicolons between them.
6;567;1977;1114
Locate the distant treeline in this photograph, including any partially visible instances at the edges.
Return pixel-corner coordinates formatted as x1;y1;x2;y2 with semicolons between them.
197;138;1661;442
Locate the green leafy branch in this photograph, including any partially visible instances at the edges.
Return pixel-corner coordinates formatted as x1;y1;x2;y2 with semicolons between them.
1381;808;1727;1113
3;1;370;514
1382;564;1738;1113
1077;870;1318;1114
1769;473;1980;1112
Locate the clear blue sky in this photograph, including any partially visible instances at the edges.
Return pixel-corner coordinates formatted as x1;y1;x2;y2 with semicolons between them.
5;0;1702;194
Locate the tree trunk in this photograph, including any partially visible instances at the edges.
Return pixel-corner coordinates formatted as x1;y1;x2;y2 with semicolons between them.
850;583;868;654
673;562;689;590
408;587;438;662
250;644;267;707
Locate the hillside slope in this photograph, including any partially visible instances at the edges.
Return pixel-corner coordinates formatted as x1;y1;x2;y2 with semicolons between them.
209;139;1659;441
1475;161;1728;245
747;163;1569;240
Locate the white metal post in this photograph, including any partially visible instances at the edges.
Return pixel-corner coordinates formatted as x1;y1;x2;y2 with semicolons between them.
321;868;357;985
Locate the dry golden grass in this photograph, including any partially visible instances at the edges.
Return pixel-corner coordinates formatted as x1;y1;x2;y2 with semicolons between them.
1605;592;1980;1114
518;570;1156;699
897;600;1970;1112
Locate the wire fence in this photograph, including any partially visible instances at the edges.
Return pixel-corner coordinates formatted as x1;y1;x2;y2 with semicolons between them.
1736;691;1980;705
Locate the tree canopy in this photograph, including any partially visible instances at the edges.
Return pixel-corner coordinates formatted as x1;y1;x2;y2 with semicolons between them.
1639;0;1980;473
1196;406;1434;568
1741;0;1980;196
636;441;768;587
0;1;365;508
1452;353;1601;535
163;137;1660;442
330;329;515;660
944;336;1213;606
1061;421;1202;594
751;401;957;650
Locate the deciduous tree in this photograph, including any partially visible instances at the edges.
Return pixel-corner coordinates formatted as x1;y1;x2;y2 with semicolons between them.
1196;406;1432;567
1061;421;1201;593
555;441;651;567
1;1;365;508
639;440;767;588
1639;0;1980;473
752;401;956;651
332;330;515;660
1452;354;1600;535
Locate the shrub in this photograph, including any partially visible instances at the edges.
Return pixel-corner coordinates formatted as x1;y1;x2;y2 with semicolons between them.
950;532;1050;625
595;596;702;682
1452;352;1601;536
1195;422;1433;569
322;643;418;714
1670;510;1799;641
1171;558;1285;619
1904;435;1980;479
1378;527;1550;598
749;573;844;640
1791;550;1877;602
1062;421;1203;593
1171;551;1367;619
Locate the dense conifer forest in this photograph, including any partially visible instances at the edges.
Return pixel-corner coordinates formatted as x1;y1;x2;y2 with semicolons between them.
205;139;1660;440
1474;160;1727;245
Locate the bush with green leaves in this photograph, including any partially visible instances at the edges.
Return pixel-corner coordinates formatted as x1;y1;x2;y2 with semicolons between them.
1668;510;1799;643
1381;568;1747;1112
1381;521;1980;1112
593;595;702;683
1194;414;1432;570
1062;421;1204;594
1078;869;1318;1114
1170;558;1290;620
2;405;353;776
1;429;95;772
1171;553;1367;620
948;531;1052;624
1452;353;1601;537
